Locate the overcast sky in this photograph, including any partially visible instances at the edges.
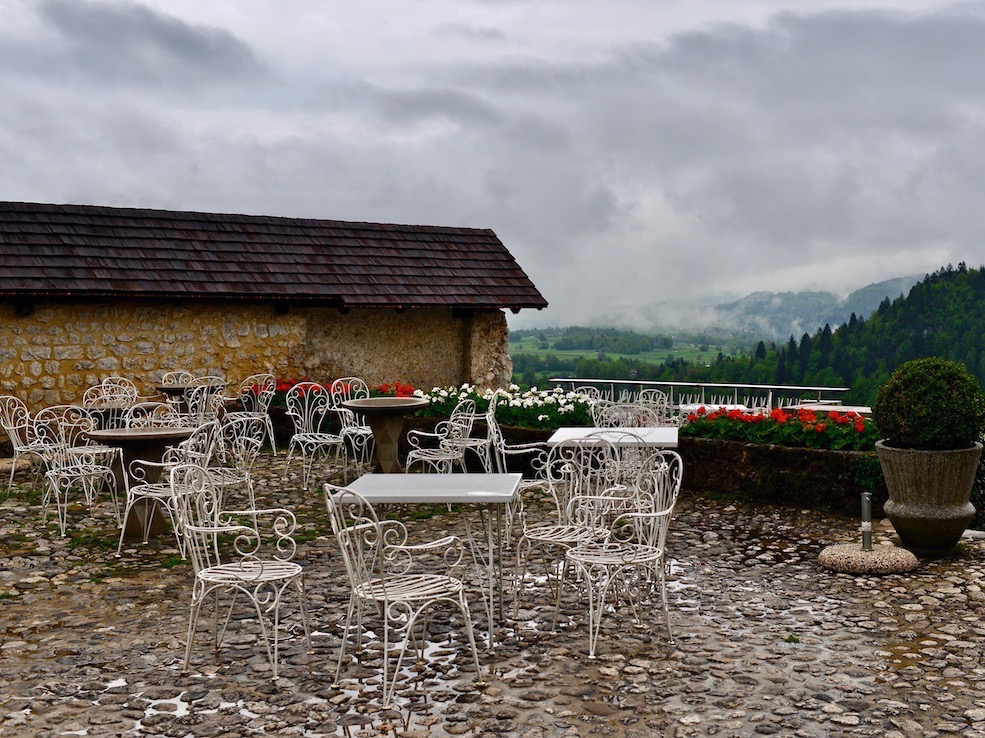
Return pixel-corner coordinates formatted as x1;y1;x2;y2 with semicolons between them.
2;0;983;329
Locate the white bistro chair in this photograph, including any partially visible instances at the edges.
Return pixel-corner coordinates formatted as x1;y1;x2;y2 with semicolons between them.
226;373;278;455
34;405;121;536
404;398;479;474
324;484;482;708
284;382;345;490
330;377;375;480
179;463;310;680
563;449;683;658
0;395;47;493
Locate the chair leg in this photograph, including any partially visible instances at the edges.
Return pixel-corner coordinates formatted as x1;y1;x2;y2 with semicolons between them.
183;586;205;673
264;415;278;456
333;597;358;687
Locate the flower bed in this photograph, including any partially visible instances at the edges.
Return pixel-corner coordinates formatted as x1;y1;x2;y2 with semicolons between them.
679;406;881;451
412;383;594;429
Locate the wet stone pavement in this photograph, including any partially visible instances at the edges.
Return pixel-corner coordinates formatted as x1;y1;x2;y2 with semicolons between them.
1;453;984;738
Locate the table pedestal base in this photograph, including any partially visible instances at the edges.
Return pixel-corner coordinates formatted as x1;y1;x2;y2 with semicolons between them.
366;415;406;473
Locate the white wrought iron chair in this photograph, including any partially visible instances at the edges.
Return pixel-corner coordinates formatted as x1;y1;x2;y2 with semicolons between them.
115;420;220;556
564;450;683;657
404;398;478;474
284;382;345;490
330;377;375;480
178;383;225;428
34;405;121;536
486;391;547;475
82;379;139;429
574;385;605;400
123;401;183;428
226;373;278;455
208;413;267;511
179;463;310;680
636;389;675;426
161;370;195;385
591;400;662;428
0;395;47;494
512;434;625;627
324;484;482;707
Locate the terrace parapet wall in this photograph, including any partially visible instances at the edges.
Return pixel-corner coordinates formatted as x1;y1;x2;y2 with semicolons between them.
0;302;511;413
678;437;888;517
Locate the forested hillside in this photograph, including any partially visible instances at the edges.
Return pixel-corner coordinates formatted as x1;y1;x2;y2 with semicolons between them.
512;264;985;405
645;263;985;404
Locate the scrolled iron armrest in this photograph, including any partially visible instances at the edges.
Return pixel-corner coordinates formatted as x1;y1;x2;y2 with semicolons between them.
126;457;171;484
406;424;447;450
222;508;299;554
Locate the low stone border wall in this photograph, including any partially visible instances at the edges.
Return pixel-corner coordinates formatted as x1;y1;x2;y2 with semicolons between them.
677;437;888;517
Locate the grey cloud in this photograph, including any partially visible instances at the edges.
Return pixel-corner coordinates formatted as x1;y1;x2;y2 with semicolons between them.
370;86;505;126
434;23;508;42
0;0;266;91
317;81;505;127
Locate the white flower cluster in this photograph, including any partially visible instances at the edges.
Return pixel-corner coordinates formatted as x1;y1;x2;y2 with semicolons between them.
417;383;595;416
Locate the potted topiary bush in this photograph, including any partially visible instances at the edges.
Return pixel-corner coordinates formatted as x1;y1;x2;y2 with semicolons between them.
872;357;985;554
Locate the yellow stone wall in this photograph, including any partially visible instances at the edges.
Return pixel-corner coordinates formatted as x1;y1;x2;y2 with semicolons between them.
0;301;511;411
302;307;511;391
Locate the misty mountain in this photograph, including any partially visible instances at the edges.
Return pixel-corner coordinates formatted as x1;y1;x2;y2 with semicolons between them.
714;275;921;340
550;275;923;339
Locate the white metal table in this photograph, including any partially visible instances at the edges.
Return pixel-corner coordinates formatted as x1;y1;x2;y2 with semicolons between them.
346;472;521;648
547;426;679;447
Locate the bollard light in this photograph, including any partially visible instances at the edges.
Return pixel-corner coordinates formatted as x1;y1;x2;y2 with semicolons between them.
861;491;873;551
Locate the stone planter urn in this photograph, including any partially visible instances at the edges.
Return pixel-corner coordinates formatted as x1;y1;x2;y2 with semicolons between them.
875;440;981;555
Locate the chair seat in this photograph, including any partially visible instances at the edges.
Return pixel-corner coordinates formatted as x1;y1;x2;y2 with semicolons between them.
407;446;461;460
523;524;606;546
46;462;115;480
356;573;465;602
567;541;664;567
199;560;304;585
124;481;171;499
208;467;248;485
293;431;343;445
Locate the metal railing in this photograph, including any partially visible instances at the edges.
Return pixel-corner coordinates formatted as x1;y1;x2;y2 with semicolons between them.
547;377;850;411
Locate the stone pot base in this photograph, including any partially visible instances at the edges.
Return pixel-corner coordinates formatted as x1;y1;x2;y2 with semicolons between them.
875;441;981;555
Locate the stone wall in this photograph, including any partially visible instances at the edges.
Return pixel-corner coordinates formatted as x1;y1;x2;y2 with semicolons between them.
678;437;888;517
0;301;511;412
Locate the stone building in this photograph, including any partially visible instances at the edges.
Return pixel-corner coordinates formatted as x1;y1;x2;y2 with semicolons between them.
0;201;547;410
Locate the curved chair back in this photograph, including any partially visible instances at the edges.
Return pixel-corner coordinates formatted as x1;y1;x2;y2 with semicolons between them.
285;382;332;434
330;377;371;428
0;395;33;450
542;435;621;521
124;401;183;428
182;384;225;427
33;405;95;447
238;373;276;414
591;400;661;428
161;370;195;385
441;398;477;448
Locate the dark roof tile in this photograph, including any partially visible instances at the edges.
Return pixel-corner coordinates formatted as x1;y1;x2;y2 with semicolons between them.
0;201;547;310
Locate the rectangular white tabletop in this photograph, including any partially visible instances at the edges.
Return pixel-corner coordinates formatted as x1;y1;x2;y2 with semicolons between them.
346;472;522;505
547;426;679;447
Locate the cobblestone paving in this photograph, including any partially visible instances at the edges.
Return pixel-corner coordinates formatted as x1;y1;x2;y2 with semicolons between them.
1;454;984;737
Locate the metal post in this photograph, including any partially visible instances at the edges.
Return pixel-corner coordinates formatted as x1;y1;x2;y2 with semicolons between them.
861;492;872;551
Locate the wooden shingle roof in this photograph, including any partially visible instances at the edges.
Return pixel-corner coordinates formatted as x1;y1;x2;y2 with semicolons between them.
0;201;548;311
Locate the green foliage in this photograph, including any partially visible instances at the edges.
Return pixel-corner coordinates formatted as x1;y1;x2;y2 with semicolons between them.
679;407;881;451
872;357;985;450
